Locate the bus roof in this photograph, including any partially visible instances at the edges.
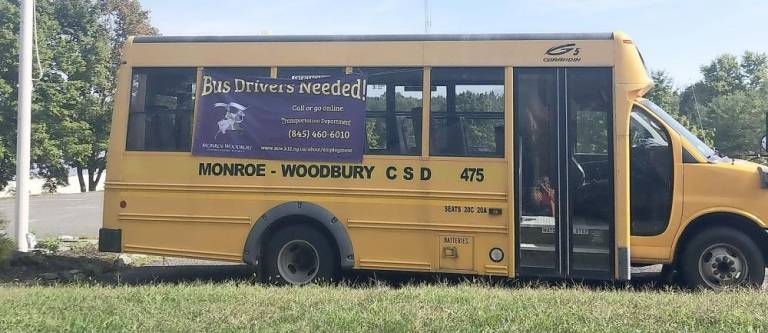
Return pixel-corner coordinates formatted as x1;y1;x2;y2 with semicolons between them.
132;33;615;44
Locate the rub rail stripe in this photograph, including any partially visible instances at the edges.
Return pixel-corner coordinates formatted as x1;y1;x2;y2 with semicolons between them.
105;181;507;201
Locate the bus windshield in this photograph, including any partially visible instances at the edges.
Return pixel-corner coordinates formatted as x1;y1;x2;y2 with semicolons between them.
639;99;719;162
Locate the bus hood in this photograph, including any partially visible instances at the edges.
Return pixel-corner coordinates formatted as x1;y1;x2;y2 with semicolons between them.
729;159;768;189
685;159;768;228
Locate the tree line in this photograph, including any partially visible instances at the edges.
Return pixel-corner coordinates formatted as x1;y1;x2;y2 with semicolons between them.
645;52;768;159
0;1;766;194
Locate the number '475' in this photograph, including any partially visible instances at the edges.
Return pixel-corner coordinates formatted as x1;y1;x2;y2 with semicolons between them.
460;168;484;182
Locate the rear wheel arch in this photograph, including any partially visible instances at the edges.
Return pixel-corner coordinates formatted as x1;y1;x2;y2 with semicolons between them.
673;212;768;264
243;202;354;270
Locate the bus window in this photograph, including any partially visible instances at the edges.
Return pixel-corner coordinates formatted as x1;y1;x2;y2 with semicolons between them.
569;69;613;223
629;107;673;236
277;67;346;80
516;69;559;272
126;67;196;152
356;68;423;155
567;68;614;274
429;67;505;158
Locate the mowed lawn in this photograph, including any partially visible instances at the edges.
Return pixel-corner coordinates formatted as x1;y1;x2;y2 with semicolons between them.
1;283;767;332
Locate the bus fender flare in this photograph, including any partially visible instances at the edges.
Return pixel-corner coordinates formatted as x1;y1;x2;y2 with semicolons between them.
242;201;354;270
671;209;768;262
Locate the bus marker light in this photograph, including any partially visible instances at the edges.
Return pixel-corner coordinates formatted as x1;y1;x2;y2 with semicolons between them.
490;248;504;262
120;201;127;208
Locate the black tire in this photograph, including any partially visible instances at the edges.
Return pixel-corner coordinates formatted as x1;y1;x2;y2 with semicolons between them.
262;225;338;285
679;227;765;290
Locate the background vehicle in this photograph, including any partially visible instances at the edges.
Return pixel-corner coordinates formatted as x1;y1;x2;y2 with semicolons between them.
99;32;768;289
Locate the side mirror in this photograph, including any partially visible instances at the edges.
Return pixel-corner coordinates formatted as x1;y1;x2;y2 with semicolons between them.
763;112;767;152
763;135;767;153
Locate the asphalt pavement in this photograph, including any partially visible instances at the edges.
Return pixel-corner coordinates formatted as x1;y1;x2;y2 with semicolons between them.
0;191;102;238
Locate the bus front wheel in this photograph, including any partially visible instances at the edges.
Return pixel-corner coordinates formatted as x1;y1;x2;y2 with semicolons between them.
263;225;338;285
680;227;765;290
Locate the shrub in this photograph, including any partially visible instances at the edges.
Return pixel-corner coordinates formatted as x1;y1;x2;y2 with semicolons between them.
0;218;16;268
0;217;13;267
36;238;61;253
0;235;13;267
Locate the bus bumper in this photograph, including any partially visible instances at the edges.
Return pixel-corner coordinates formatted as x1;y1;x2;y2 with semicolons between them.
98;228;122;253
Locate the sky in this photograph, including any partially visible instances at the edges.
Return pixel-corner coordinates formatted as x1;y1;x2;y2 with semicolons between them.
140;0;768;87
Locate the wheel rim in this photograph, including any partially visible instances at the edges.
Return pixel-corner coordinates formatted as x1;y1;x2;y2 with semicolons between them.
277;240;319;285
697;243;748;289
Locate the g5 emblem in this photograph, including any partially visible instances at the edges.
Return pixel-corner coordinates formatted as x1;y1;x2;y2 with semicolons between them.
546;43;581;56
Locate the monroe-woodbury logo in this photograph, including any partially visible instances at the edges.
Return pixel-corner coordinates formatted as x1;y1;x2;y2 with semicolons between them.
544;43;581;63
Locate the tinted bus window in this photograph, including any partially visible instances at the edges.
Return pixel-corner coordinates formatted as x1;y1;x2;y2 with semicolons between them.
357;67;423;155
630;107;673;236
126;68;196;151
567;68;614;275
515;68;559;272
429;67;505;157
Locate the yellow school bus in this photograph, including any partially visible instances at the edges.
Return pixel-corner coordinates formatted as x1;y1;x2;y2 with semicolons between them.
99;32;768;289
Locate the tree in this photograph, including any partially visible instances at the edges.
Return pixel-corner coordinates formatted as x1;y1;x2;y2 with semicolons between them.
0;0;157;193
678;82;710;120
645;70;714;145
45;0;113;192
706;88;768;155
0;0;70;192
100;0;158;69
741;51;768;90
70;0;159;191
0;0;19;190
645;70;679;114
70;0;158;191
676;52;768;155
700;54;745;96
681;52;768;113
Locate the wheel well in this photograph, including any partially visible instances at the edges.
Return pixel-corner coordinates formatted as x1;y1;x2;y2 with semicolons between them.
243;201;354;269
674;212;768;265
260;215;341;263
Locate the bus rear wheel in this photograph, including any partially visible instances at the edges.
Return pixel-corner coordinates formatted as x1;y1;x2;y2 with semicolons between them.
263;225;338;285
680;227;765;290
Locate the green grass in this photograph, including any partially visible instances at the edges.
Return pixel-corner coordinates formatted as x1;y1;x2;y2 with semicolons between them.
0;282;767;332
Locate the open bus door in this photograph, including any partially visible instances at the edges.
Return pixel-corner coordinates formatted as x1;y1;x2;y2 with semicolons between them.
514;67;628;280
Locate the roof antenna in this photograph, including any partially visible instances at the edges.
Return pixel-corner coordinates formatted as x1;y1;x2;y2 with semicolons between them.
691;84;704;130
424;0;431;34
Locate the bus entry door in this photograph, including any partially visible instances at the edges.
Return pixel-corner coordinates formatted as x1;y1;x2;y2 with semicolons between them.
514;67;618;280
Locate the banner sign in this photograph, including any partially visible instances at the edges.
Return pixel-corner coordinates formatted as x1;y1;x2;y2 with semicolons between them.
192;69;367;162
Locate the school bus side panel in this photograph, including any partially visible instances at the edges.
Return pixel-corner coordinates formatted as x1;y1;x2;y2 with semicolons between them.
102;35;640;278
